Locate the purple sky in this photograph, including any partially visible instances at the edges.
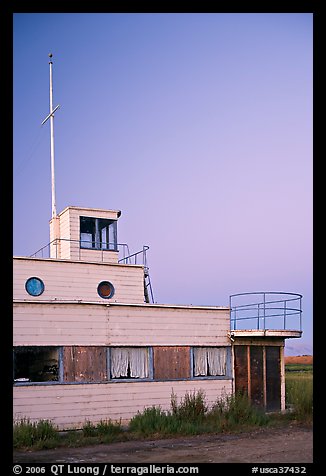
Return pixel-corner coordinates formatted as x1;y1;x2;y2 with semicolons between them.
13;13;313;355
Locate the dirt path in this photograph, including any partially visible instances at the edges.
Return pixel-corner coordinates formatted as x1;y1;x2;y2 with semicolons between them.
13;424;313;464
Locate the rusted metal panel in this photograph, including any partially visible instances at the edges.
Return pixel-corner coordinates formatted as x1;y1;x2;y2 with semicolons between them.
250;346;264;408
63;346;107;382
265;346;281;411
234;345;248;395
153;346;190;380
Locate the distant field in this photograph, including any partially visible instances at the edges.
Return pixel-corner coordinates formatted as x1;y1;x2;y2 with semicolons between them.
285;356;313;374
284;355;313;365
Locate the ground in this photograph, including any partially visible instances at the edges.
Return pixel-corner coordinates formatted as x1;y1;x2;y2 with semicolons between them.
13;423;312;464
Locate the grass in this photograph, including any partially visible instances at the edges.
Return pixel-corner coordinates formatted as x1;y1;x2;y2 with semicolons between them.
14;367;313;450
285;363;313;373
285;365;313;422
13;419;60;449
14;391;270;449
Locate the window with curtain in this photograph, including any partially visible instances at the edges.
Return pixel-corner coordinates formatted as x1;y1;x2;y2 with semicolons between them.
110;347;149;379
193;347;227;377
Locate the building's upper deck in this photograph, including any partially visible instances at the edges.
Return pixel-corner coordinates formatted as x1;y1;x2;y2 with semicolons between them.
230;292;303;339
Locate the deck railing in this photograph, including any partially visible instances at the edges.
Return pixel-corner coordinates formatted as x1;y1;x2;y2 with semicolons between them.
230;292;302;332
30;238;148;267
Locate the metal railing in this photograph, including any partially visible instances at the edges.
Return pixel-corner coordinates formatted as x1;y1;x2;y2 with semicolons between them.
230;292;302;332
30;238;146;266
118;246;154;304
118;245;150;266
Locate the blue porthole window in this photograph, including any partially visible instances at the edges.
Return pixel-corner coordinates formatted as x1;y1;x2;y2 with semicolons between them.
25;277;45;296
97;281;115;299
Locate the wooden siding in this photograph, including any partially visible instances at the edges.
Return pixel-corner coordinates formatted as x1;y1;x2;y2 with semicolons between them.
234;345;248;395
153;347;190;380
108;305;230;346
60;207;120;242
14;302;230;347
79;249;119;264
13;258;145;304
13;303;109;346
232;338;284;347
13;379;232;429
265;346;281;411
234;344;283;411
250;346;264;408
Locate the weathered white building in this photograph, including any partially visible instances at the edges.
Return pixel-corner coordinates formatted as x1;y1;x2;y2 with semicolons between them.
13;205;302;430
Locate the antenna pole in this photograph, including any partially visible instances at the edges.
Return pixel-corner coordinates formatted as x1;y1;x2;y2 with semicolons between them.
48;53;56;218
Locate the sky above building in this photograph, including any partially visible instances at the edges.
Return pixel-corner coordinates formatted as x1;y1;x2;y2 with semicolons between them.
13;13;313;355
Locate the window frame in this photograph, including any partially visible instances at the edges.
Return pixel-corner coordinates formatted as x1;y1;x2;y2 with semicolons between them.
97;281;115;299
25;277;45;297
13;345;232;386
108;347;153;381
191;346;232;380
13;346;64;386
80;216;118;251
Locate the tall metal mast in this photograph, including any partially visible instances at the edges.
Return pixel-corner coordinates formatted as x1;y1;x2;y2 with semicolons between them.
41;53;60;219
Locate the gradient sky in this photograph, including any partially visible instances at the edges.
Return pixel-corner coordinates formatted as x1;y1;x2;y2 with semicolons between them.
13;13;313;355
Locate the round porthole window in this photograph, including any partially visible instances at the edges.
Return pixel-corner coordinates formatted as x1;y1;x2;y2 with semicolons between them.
97;281;115;299
25;277;45;296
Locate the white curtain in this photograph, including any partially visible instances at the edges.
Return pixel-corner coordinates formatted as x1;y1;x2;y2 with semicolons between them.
110;348;129;378
111;347;149;379
129;347;149;378
194;347;227;376
194;347;208;376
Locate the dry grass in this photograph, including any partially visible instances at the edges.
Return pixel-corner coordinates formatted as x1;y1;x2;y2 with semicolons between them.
284;355;313;365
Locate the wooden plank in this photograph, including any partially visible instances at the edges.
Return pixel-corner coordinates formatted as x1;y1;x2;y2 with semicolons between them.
234;345;248;396
13;257;145;304
13;379;233;429
63;347;108;382
153;347;190;380
250;346;264;408
265;346;281;411
233;338;284;347
108;306;230;346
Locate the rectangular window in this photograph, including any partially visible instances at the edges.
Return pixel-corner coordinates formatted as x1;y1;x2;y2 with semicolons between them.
80;217;117;251
110;347;149;379
193;347;227;377
13;346;61;383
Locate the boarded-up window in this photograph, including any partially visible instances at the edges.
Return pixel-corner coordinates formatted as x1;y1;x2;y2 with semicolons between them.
193;347;227;376
153;346;190;380
63;346;107;382
110;347;149;379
